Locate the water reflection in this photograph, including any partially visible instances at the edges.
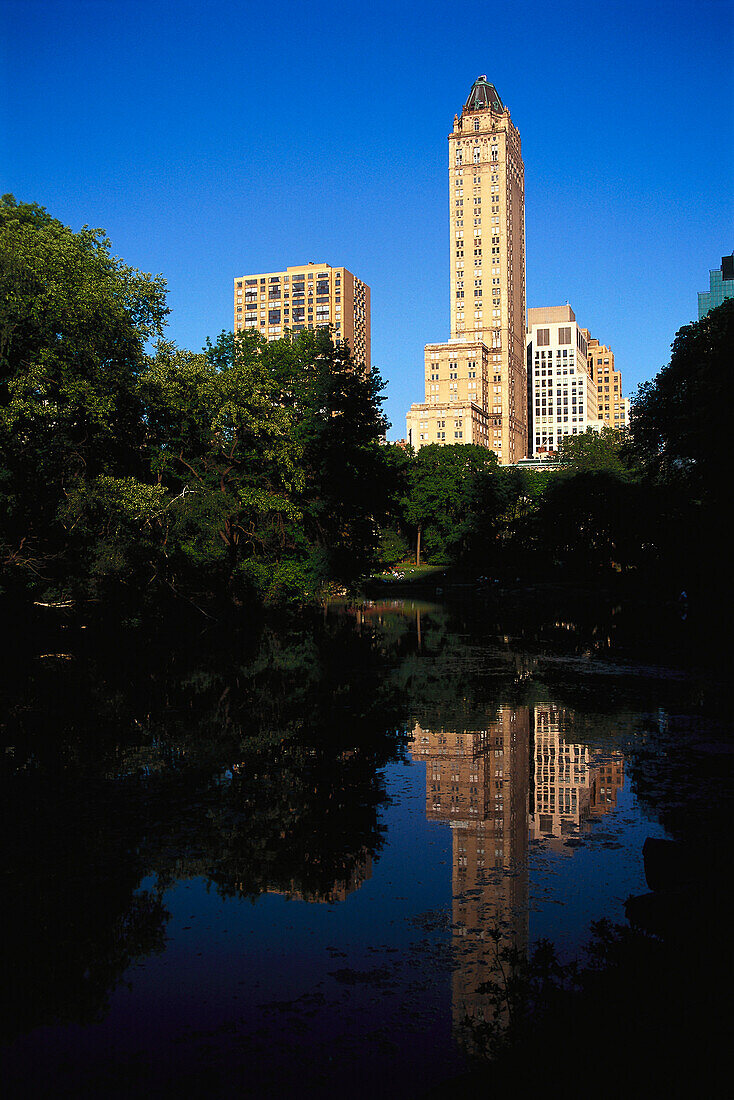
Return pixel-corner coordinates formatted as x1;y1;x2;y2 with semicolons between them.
407;701;627;1052
410;709;529;1048
1;611;401;1043
530;704;625;848
3;597;712;1096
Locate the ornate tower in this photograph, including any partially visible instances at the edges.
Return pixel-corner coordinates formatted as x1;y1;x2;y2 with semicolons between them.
407;77;527;462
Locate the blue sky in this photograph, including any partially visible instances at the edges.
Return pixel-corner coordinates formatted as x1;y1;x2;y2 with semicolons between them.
1;0;732;438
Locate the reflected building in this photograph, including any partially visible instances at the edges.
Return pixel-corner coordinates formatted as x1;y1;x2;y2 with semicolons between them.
590;757;625;816
530;704;624;850
410;706;529;1046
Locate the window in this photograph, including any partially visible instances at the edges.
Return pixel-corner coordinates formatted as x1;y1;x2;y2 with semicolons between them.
537;328;550;347
473;119;480;131
558;326;571;345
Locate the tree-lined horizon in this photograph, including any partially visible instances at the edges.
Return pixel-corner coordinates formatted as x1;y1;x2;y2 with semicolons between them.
1;196;730;616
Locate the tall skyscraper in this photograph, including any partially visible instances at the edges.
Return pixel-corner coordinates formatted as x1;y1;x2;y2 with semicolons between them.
406;77;527;462
526;306;597;454
697;253;734;319
233;262;371;371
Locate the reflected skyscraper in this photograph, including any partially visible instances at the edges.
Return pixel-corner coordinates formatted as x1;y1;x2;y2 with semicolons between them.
410;706;529;1045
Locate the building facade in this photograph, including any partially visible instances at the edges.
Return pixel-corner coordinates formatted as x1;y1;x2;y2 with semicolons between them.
584;333;628;431
233;262;371;371
526;306;597;455
407;76;527;463
697;253;734;319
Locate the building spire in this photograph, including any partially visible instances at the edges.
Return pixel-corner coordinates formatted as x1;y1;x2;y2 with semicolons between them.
463;75;503;113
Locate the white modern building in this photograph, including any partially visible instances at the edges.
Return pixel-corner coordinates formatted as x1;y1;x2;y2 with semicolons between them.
526;305;598;455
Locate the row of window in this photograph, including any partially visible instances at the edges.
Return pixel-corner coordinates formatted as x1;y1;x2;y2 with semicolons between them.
238;322;341;338
240;291;339;303
236;273;338;289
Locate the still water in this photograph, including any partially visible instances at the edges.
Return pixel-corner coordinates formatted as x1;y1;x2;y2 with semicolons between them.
2;597;718;1096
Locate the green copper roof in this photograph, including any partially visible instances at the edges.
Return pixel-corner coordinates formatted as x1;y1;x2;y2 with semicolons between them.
463;75;503;113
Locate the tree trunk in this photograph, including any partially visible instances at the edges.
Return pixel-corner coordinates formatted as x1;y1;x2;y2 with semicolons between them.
416;526;421;567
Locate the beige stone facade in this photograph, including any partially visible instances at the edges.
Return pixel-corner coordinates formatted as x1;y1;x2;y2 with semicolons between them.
408;340;492;447
526;305;598;454
583;334;628;429
407;77;527;463
233;262;370;371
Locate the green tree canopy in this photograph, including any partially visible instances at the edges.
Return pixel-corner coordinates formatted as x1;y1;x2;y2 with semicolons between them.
138;335;303;604
0;198;392;608
0;195;168;596
69;329;391;606
629;298;734;502
403;444;501;564
557;426;631;477
258;328;390;589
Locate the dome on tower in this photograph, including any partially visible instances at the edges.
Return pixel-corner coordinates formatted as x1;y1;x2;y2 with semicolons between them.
463;75;503;113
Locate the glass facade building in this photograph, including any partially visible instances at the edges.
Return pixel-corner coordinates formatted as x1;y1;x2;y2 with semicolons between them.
697;254;734;319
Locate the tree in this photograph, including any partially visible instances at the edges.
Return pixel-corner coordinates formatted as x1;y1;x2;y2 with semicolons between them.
629;298;734;503
403;444;500;564
139;328;391;603
536;471;650;576
557;426;631;477
628;299;734;604
373;443;413;565
257;328;390;590
0;198;391;608
139;335;303;604
0;195;168;597
462;462;537;572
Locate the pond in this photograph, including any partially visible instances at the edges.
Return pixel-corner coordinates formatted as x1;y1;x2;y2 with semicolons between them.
1;596;726;1096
